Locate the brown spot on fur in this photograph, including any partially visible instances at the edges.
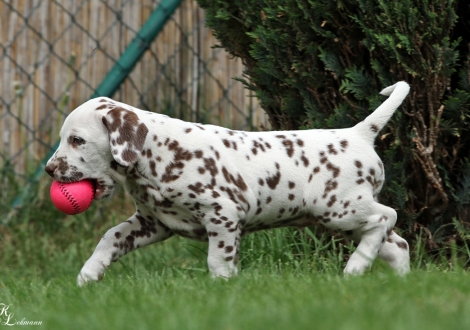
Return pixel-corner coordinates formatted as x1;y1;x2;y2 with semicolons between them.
300;153;309;167
203;157;218;177
379;215;388;222
327;195;337;207
322;179;338;198
327;144;338;155
222;167;248;191
122;149;138;163
188;182;205;195
396;241;408;250
282;139;294;157
211;218;222;225
96;104;108;110
326;162;340;178
149;160;157;177
222;167;231;184
266;168;281;190
232;174;248;191
320;151;328;164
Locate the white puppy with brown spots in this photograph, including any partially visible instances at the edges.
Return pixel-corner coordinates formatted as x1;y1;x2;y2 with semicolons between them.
45;81;410;286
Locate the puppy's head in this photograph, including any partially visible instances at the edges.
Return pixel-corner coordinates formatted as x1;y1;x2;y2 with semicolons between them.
45;97;148;199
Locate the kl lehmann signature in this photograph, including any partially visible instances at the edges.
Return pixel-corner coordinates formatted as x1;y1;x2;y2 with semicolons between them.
0;303;42;326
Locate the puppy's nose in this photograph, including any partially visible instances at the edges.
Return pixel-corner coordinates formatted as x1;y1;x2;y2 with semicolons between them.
45;164;57;177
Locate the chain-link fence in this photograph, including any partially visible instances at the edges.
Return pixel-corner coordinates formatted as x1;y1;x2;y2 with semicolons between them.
0;0;267;210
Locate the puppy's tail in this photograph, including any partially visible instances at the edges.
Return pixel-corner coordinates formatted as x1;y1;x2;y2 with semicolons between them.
354;81;410;143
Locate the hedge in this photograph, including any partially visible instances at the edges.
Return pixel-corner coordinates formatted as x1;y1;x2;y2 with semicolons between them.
196;0;470;250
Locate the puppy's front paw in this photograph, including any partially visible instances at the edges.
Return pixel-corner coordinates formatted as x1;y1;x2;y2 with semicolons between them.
77;258;108;286
343;253;371;276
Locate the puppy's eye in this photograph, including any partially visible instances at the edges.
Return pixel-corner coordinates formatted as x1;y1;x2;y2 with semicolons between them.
68;136;85;146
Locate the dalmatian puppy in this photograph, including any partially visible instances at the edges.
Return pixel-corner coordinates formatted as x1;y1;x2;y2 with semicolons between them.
45;82;410;286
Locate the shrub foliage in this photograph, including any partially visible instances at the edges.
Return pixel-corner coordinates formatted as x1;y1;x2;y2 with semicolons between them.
196;0;470;246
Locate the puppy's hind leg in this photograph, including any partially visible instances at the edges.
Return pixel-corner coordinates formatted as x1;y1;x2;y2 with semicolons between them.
343;228;410;275
343;202;398;276
378;230;410;275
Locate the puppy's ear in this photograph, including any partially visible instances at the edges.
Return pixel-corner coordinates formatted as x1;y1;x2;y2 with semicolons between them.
102;107;149;166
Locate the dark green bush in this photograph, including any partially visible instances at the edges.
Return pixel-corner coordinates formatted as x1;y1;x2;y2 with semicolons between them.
197;0;470;247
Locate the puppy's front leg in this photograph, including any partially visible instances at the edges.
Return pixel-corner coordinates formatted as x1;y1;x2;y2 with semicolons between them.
205;217;241;279
77;212;173;286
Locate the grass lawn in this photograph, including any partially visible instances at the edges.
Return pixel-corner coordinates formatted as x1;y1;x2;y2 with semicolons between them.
3;267;470;330
1;195;470;330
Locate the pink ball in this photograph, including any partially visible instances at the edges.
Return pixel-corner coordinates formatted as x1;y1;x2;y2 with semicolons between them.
50;180;95;215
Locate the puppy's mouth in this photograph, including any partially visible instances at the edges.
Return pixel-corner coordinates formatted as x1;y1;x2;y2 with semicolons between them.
54;176;114;200
90;179;114;200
